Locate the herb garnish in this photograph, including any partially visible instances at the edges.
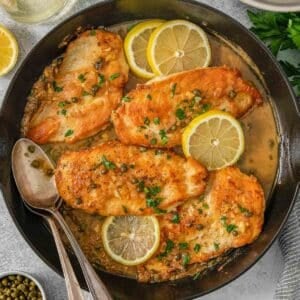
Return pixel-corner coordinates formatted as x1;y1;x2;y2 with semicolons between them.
238;205;253;217
146;94;152;100
182;253;190;266
101;155;116;170
90;29;96;36
194;243;201;253
193;272;201;280
122;95;131;102
150;138;157;145
52;81;63;92
82;90;90;96
157;239;174;260
179;242;188;250
64;129;74;137
109;73;120;81
98;74;105;87
201;103;211;113
171;213;180;224
78;74;86;82
220;216;238;234
159;129;168;145
214;242;220;251
175;108;186;120
122;205;128;213
153;117;160;125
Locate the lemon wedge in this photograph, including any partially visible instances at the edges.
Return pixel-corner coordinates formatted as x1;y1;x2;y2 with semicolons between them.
124;20;164;79
182;110;245;170
102;216;160;266
147;19;211;76
0;24;18;76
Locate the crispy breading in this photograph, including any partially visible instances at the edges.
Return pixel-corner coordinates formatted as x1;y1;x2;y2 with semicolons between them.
112;67;262;148
137;167;265;282
25;29;128;144
55;142;208;216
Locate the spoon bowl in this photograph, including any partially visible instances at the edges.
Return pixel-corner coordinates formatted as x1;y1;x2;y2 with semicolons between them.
11;138;112;300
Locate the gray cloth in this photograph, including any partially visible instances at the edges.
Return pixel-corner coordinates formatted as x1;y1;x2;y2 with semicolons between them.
275;192;300;300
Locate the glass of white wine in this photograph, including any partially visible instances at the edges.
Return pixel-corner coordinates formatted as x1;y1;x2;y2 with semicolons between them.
0;0;72;23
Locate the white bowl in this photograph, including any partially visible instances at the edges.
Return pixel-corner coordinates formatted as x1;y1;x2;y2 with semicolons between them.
0;271;47;299
240;0;300;12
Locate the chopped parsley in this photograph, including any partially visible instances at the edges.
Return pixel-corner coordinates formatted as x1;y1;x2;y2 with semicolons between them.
58;101;69;108
146;198;161;208
157;239;174;260
171;83;177;98
98;74;105;87
199;195;205;202
146;94;152;100
159;129;168;145
201;103;211;113
175;108;186;120
90;29;96;36
122;95;131;102
101;155;116;170
94;58;103;70
52;81;63;92
220;216;238;234
202;203;209;209
214;242;220;251
109;73;120;80
150;138;157;145
238;205;253;217
153;117;160;125
64;129;74;137
171;213;180;224
82;90;90;96
182;253;190;266
144;117;150;126
153;207;167;214
60;109;67;116
145;186;161;197
194;243;201;253
179;242;188;250
78;74;86;82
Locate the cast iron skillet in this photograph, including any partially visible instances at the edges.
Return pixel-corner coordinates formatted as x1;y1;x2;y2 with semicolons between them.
0;0;299;299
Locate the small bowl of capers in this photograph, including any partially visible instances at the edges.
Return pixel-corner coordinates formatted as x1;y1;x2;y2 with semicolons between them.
0;271;46;300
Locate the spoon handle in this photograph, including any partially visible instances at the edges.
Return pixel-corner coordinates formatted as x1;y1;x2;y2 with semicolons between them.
51;209;112;300
47;217;85;300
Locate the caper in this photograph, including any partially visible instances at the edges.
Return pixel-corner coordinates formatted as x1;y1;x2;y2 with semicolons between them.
30;159;40;169
16;276;22;282
27;145;36;153
8;276;15;281
2;279;8;286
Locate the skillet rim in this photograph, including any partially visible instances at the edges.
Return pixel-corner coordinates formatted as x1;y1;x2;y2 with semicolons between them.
1;0;299;298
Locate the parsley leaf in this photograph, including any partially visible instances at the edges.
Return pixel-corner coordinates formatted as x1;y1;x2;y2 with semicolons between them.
101;155;116;170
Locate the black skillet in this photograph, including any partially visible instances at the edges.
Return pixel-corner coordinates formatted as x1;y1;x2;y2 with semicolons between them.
0;0;299;299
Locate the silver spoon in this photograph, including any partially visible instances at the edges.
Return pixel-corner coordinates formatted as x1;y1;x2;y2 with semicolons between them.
11;138;112;300
24;202;84;300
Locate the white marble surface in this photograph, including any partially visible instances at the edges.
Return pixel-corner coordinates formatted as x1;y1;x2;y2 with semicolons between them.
0;0;284;299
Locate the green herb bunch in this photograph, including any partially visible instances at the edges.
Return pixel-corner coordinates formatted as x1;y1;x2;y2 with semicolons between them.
248;11;300;94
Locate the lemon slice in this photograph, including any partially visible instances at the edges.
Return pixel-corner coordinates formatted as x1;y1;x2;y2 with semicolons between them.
124;20;164;79
0;24;18;76
102;216;160;266
147;19;211;76
182;110;245;170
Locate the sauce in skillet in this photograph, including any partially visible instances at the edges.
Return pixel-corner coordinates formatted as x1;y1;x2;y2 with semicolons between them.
22;21;279;281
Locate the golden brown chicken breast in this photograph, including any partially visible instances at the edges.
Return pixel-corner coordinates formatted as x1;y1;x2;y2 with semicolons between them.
112;67;262;148
138;166;265;282
55;142;207;216
24;29;128;144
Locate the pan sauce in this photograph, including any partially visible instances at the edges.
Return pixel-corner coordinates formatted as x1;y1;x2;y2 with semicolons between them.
23;21;279;281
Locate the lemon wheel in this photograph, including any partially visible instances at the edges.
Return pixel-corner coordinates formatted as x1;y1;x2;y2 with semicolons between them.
147;19;211;76
124;20;164;79
102;215;160;266
182;110;245;170
0;24;18;76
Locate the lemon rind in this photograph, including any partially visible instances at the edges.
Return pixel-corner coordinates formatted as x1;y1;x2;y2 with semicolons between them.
124;19;164;79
